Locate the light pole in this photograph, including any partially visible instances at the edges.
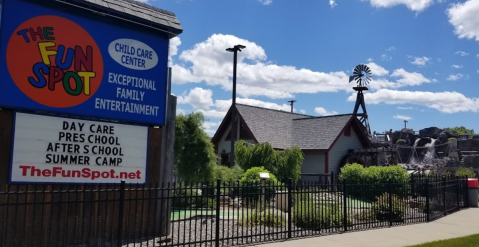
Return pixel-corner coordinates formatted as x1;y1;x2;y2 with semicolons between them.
404;120;408;129
226;44;245;168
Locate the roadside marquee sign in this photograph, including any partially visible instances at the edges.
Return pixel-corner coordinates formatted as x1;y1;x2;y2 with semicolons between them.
10;112;148;184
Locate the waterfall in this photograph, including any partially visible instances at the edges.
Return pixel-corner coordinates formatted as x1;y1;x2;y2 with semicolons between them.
407;138;436;170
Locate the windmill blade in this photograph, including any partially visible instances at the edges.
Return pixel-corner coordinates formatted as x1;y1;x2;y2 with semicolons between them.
349;76;355;83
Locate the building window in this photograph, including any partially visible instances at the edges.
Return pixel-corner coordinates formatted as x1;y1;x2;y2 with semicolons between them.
344;126;351;137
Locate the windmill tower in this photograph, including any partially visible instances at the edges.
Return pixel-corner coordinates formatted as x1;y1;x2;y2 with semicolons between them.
349;64;372;138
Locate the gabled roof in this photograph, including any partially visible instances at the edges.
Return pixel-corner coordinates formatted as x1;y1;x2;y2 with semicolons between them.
55;0;182;36
292;115;354;149
212;104;370;151
236;104;312;150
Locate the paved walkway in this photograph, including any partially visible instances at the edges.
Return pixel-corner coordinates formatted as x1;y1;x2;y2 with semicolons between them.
257;208;479;247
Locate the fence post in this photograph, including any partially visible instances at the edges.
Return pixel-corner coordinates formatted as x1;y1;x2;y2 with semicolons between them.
465;176;469;208
443;176;446;216
343;179;347;232
117;181;126;247
287;178;292;239
456;176;460;210
425;179;430;223
215;179;221;247
411;174;415;199
388;179;392;227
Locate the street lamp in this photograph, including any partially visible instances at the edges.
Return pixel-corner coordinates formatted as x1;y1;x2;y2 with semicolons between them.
226;44;245;168
404;120;408;129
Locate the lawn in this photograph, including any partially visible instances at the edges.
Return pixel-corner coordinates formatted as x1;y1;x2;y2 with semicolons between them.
404;233;479;247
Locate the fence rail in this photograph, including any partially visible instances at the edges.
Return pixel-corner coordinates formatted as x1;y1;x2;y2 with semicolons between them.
0;176;469;247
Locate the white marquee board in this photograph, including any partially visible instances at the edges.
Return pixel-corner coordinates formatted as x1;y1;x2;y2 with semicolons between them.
10;112;148;183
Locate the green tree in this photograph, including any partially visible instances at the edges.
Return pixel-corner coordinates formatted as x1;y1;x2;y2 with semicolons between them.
174;112;216;184
444;126;474;137
234;140;304;183
275;146;304;183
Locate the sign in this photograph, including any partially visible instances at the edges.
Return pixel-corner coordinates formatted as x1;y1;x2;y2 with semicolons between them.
10;112;148;184
0;0;168;125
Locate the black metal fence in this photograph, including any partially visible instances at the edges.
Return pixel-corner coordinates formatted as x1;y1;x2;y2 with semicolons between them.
0;176;469;247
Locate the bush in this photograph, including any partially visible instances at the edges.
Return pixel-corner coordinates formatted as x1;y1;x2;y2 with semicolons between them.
172;186;216;209
339;163;409;200
293;201;347;229
455;167;477;178
212;165;244;184
238;210;286;227
235;140;304;183
371;193;406;221
239;167;282;207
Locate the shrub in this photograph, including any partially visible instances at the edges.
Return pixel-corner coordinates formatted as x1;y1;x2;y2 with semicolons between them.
172;186;216;209
235;140;304;183
238;210;286;227
293;201;347;229
212;165;244;184
339;163;409;200
455;167;477;178
371;193;406;221
239;167;282;207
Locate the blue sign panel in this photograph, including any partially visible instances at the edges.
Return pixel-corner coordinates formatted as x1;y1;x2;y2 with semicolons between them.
0;0;168;125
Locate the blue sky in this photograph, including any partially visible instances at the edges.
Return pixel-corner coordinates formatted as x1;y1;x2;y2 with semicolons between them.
148;0;478;136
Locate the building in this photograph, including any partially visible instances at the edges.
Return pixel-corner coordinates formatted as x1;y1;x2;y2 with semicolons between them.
211;104;371;176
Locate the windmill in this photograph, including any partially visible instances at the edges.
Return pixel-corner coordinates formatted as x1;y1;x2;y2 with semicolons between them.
349;64;372;138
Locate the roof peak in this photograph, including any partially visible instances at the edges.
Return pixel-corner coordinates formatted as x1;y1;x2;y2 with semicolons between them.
293;114;354;121
236;103;313;117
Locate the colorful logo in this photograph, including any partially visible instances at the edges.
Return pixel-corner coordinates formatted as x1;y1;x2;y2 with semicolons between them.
6;15;103;108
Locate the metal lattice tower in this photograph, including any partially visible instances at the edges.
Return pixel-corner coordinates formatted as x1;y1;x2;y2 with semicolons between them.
349;64;372;138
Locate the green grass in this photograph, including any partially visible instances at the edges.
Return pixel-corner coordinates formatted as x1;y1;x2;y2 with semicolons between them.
404;234;479;247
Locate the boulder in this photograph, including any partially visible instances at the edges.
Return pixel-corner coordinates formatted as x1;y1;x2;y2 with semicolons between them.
437;131;460;144
396;139;407;146
391;131;402;144
463;156;479;168
416;137;433;147
419;127;442;139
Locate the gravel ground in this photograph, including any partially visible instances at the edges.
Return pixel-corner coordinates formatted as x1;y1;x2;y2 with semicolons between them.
103;207;427;247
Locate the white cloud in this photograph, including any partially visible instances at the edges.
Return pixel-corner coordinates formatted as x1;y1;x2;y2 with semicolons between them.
202;121;221;137
347;89;479;113
168;37;181;66
367;58;374;62
447;74;464;81
409;56;430;67
452;65;463;69
397;106;417;110
198;97;293;120
170;34;353;99
477;54;479;59
299;109;306;114
447;0;479;42
367;62;389;77
330;0;337;8
393;115;412;121
386;46;396;51
177;87;214;110
455;51;469;56
391;68;432;86
381;54;392;61
259;0;272;5
360;0;436;12
314;107;338;116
